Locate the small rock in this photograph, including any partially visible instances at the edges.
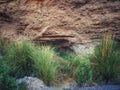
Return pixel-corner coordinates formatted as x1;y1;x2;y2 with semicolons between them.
18;77;47;90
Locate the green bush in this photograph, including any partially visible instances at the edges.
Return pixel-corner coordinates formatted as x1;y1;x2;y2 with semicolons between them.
32;46;59;85
0;76;17;90
90;33;120;83
61;54;93;86
5;41;35;78
77;60;92;86
0;57;17;90
18;82;27;90
61;54;81;77
4;40;59;85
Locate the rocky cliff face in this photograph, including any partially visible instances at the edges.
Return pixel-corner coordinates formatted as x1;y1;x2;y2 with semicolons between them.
0;0;120;47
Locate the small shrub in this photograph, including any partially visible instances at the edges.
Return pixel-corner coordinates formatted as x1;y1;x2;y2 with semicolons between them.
77;60;92;86
18;82;27;90
5;41;35;78
0;57;17;90
61;54;93;86
90;33;120;83
4;40;59;85
0;76;17;90
32;46;59;85
61;54;81;77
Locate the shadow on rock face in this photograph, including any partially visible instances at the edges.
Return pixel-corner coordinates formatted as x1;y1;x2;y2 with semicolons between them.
0;12;13;23
71;0;90;8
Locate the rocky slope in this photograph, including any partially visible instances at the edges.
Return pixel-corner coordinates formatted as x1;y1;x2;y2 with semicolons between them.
0;0;120;47
18;77;120;90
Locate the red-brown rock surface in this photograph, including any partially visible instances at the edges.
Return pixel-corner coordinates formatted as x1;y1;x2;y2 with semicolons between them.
0;0;120;46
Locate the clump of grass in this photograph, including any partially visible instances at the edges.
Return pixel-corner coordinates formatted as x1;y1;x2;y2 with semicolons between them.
5;41;35;78
61;53;93;86
4;40;59;85
0;36;7;55
77;58;92;86
90;33;120;83
32;46;59;85
0;56;17;90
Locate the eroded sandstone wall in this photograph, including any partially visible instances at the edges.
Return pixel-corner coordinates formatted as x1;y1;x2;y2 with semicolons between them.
0;0;120;46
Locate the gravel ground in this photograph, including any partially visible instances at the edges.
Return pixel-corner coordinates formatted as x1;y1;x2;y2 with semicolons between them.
73;85;120;90
43;85;120;90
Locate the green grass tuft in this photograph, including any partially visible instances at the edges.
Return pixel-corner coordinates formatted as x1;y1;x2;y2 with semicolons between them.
32;46;59;85
60;53;93;86
90;33;120;83
0;56;17;90
5;41;35;78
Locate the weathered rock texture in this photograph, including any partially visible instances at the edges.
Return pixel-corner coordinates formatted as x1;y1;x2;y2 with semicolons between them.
18;76;78;90
18;77;47;90
0;0;120;46
18;77;120;90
